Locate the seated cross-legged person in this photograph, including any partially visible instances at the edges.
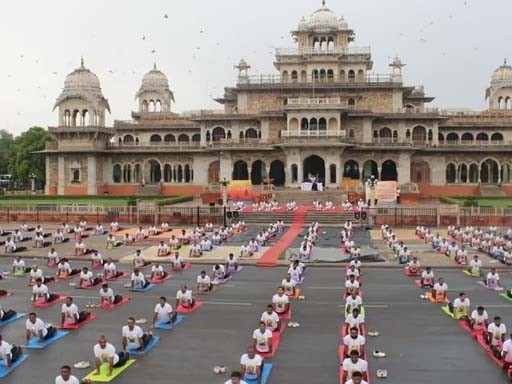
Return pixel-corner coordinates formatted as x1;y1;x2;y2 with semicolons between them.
484;268;501;289
47;248;60;266
225;253;239;272
449;292;471;320
468;255;482;276
345;292;362;316
345;307;365;334
196;271;213;294
471;305;488;331
421;267;434;288
61;297;90;326
485;316;506;359
260;304;280;332
170;253;185;270
189;242;202;258
281;274;297;297
132;250;149;268
345;275;360;297
341;350;368;383
272;287;290;315
407;257;421;274
157;241;170;257
345;371;368;384
175;285;195;309
431;277;448;301
12;255;30;275
240;345;263;384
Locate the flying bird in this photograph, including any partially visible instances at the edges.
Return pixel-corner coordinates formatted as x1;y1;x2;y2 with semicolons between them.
164;14;168;19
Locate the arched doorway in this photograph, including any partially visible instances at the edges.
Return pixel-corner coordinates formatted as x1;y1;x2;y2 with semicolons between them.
232;160;248;180
381;160;397;181
480;159;499;184
411;161;430;185
303;155;325;183
208;161;220;184
362;160;378;180
212;127;226;142
343;160;360;179
251;160;266;185
146;160;161;183
269;160;285;186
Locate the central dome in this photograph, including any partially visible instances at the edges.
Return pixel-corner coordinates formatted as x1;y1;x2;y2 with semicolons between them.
63;58;101;91
308;4;340;30
492;61;512;82
141;63;170;89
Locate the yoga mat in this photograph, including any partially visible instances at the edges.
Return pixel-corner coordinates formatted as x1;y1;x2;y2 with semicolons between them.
57;274;77;280
476;334;505;369
150;275;172;284
441;305;454;319
32;295;66;307
404;268;421;276
0;313;25;327
177;301;203;314
99;297;130;310
414;280;432;288
214;275;232;284
477;281;503;291
13;271;28;277
278;308;292;320
105;271;129;281
426;292;449;303
155;315;185;330
0;354;30;378
286;288;301;299
459;320;484;337
172;262;191;271
76;281;104;290
59;312;97;330
245;363;273;384
131;283;154;292
127;335;160;356
83;359;136;382
463;270;481;277
22;330;68;349
259;332;280;358
499;292;512;303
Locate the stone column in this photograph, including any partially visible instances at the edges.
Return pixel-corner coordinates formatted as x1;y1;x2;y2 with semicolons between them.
362;118;373;143
57;156;65;195
45;156;50;194
87;156;97;195
219;152;232;181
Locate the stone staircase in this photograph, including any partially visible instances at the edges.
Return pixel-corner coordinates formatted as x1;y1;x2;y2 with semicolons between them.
273;190;347;206
237;210;357;227
136;184;161;195
480;185;506;197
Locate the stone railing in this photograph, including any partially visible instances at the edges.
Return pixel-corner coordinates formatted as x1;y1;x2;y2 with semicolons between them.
275;46;371;56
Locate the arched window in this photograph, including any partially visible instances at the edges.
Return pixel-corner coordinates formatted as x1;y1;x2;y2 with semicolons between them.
319;118;327;131
291;71;298;82
212;127;226;142
357;69;364;81
491;132;504;142
348;98;356;108
469;163;479;183
113;164;122;183
349;129;355;139
427;129;433;142
438;132;444;143
507;97;512;110
177;165;183;183
348;70;355;81
319;69;326;82
206;131;211;142
476;132;488;142
282;71;289;83
133;164;142;182
458;163;468;183
343;160;360;179
164;134;175;143
123;134;134;144
184;164;191;183
245;128;258;139
498;97;504;110
155;100;162;112
339;70;346;81
82;110;89;126
393;130;398;142
192;134;201;143
71;169;80;183
227;130;232;139
461;132;473;143
406;129;411;140
329;164;337;183
310;118;318;131
312;69;319;82
301;118;309;131
164;164;172;182
412;126;427;143
327;70;334;82
446;163;456;183
150;134;162;143
178;134;189;143
291;164;298;183
123;164;132;183
446;133;459;143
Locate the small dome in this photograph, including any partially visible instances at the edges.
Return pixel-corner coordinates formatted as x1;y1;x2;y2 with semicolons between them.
339;16;349;29
136;63;174;102
390;56;404;67
298;16;308;31
307;3;340;31
492;60;512;82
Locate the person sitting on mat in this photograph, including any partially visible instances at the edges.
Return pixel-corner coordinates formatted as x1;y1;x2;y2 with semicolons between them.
5;237;25;253
91;251;104;268
75;240;87;256
484;268;501;289
226;253;239;271
32;278;59;303
135;227;147;241
48;248;60;266
53;229;67;244
99;283;124;306
501;334;512;369
171;253;185;270
288;263;303;284
150;263;168;280
200;238;213;252
122;233;134;244
103;258;123;279
341;350;368;383
432;277;448;301
343;327;366;357
57;259;80;278
449;292;471;319
147;225;158;236
169;235;180;250
224;371;247;384
470;306;488;331
95;223;105;236
407;257;420;274
252;321;272;354
79;267;102;288
212;264;230;282
345;275;360;297
0;305;17;323
282;274;297;297
455;245;468;265
272;286;290;315
157;241;170;257
25;312;57;344
161;222;170;233
189;242;202;258
345;371;368;384
261;304;280;332
421;267;434;288
176;285;195;309
122;317;153;352
110;221;120;233
33;232;50;248
240;345;263;383
0;334;22;369
29;265;54;285
55;365;90;384
106;234;122;249
12;256;29;275
61;297;90;326
485;316;506;359
468;255;482;275
93;335;129;377
346;265;360;281
346;292;362;316
152;296;177;328
346;308;365;333
130;269;150;290
196;270;213;293
132;250;149;268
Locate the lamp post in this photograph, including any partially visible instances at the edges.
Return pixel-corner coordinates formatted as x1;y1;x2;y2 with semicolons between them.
29;173;36;193
221;177;229;206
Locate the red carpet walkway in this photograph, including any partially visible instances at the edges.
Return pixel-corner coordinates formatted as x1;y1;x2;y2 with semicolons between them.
256;208;306;267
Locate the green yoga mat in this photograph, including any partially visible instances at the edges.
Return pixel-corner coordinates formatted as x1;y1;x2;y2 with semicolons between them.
83;359;135;382
441;305;467;320
499;292;512;303
462;270;481;277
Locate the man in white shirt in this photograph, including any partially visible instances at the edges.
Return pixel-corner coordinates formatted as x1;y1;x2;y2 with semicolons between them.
12;255;29;275
103;258;123;280
196;271;213;293
176;285;195;309
32;278;59;303
25;312;57;344
130;269;149;290
288;264;303;284
55;365;82;384
240;345;263;383
470;306;488;331
468;255;482;275
281;274;297;297
212;264;230;282
407;257;420;274
345;307;365;333
226;253;239;271
0;334;22;369
99;283;124;306
57;259;80;278
345;371;368;384
486;316;506;358
48;248;60;266
152;296;177;327
501;334;512;368
157;241;170;257
189;242;202;258
432;277;448;300
93;335;128;376
449;292;470;319
345;292;362;316
252;321;272;354
122;317;153;352
485;268;501;289
224;371;248;384
420;267;434;288
61;297;90;326
132;250;148;268
79;267;101;288
90;251;104;267
345;275;360;296
341;350;368;382
261;305;280;332
342;327;366;358
150;263;168;280
272;287;290;314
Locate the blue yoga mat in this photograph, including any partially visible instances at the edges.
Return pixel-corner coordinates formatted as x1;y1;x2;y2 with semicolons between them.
22;330;69;349
132;283;154;292
0;354;30;378
0;313;25;327
127;336;160;356
155;315;185;330
245;363;273;384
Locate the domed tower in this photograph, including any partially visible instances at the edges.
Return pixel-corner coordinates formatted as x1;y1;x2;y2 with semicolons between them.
136;63;174;113
53;58;110;127
486;60;512;111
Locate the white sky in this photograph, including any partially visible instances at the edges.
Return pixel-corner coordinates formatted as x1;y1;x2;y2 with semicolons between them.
1;0;510;135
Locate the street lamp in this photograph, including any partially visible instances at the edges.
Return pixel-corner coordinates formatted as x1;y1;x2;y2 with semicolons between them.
29;173;36;192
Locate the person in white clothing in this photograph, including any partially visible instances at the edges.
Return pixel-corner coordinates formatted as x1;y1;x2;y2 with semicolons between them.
272;287;290;314
121;317;153;352
501;334;512;368
252;321;273;354
0;334;22;369
99;283;123;306
61;297;90;326
224;371;248;384
93;335;129;376
130;269;149;290
468;255;482;275
345;308;365;333
470;306;488;331
420;267;434;288
226;253;239;271
196;271;213;293
345;292;362;315
432;278;448;301
449;292;470;319
32;278;59;303
261;305;280;332
132;250;149;268
345;371;368;384
484;268;501;289
175;285;195;309
152;296;177;327
103;258;123;279
12;255;29;275
342;327;366;358
341;350;368;382
240;345;263;383
25;312;57;344
157;241;170;257
486;316;507;358
345;275;360;296
79;267;101;288
281;274;297;297
55;365;85;384
150;263;168;280
212;264;230;282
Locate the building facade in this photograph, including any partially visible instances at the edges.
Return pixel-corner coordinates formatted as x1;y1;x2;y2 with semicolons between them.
43;2;512;197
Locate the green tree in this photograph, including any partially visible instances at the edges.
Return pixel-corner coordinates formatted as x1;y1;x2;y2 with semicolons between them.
0;130;14;174
8;127;52;183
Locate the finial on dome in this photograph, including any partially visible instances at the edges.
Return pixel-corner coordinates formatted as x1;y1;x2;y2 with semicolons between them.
80;57;85;69
505;58;508;66
321;0;326;6
153;62;157;70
